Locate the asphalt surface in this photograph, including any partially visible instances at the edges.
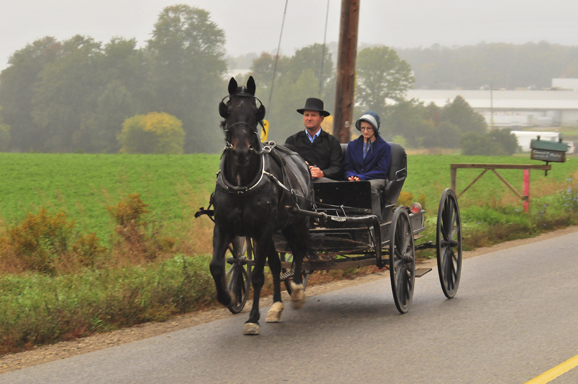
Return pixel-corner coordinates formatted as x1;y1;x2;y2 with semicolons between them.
1;232;578;384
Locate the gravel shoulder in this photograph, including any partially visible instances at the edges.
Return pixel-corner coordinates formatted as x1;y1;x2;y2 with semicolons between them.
1;225;577;374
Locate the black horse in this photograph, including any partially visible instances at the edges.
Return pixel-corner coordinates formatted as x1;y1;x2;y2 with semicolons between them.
210;76;313;335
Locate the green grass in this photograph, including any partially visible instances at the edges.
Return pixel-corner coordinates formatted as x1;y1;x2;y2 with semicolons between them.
1;152;574;231
405;154;577;210
0;153;221;242
0;255;215;355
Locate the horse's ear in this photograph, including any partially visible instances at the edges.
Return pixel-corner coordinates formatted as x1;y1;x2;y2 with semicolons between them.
228;77;238;95
257;104;266;121
246;76;256;96
219;101;228;118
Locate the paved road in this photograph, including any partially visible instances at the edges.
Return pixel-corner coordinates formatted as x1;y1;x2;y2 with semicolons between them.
2;232;578;384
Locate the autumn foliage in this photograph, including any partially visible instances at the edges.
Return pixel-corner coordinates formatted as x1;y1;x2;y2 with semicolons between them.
119;112;185;154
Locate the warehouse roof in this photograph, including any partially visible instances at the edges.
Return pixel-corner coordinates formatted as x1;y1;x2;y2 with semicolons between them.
406;89;578;110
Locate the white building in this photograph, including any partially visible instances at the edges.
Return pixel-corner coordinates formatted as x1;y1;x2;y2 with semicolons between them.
510;131;560;152
407;83;578;128
552;78;578;91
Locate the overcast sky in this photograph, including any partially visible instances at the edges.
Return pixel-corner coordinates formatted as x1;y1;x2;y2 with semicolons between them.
1;0;578;72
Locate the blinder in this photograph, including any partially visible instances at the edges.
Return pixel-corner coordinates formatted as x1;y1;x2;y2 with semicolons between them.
220;93;266;138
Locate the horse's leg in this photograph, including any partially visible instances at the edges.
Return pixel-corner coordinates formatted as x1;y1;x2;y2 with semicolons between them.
209;225;235;306
283;221;309;309
243;234;272;335
265;241;284;323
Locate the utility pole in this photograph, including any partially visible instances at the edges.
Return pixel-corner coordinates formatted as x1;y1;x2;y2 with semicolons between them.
333;0;360;143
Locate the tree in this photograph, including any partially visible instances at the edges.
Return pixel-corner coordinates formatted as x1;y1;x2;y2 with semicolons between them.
147;5;227;153
460;129;518;156
488;129;518;155
442;95;487;135
382;99;430;147
250;52;291;98
91;81;137;153
356;46;414;117
0;37;61;151
0;107;11;151
460;132;493;155
89;38;149;153
31;35;104;152
119;112;185;154
267;70;321;142
396;42;578;90
249;44;336;143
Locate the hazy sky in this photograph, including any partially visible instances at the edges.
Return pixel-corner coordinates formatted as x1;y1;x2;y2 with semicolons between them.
1;0;578;71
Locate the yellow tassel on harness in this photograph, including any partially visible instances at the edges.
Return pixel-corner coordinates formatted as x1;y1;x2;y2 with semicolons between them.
260;119;269;142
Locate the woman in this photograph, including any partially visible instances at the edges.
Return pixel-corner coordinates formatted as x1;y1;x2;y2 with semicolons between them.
343;111;391;219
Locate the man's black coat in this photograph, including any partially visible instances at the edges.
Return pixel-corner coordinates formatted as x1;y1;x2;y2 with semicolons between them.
284;130;344;180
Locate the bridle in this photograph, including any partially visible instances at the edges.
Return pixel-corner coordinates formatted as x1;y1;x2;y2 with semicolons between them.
220;93;265;153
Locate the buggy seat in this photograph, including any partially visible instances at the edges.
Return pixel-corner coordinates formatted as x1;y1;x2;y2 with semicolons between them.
339;141;407;206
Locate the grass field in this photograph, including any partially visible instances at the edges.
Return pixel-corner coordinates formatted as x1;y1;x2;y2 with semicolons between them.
0;152;575;233
0;153;220;243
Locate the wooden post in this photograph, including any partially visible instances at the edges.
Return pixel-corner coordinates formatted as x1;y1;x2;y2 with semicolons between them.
333;0;360;143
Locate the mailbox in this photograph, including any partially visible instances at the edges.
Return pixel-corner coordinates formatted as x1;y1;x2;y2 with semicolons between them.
530;138;568;163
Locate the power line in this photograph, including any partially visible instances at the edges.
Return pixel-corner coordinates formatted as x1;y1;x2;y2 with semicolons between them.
267;0;289;113
319;0;330;97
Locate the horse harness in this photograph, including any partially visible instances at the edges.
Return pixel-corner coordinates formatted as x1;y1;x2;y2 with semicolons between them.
216;141;297;196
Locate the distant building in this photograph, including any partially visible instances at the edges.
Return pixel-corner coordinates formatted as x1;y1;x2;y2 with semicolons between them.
407;79;578;128
511;131;560;152
552;78;578;91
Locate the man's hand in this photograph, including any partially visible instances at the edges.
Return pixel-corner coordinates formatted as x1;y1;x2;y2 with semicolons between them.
309;165;324;178
348;176;361;181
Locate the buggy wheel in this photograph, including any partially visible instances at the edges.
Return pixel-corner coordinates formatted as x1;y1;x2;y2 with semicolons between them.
226;237;250;314
280;253;309;295
389;207;416;314
436;188;462;299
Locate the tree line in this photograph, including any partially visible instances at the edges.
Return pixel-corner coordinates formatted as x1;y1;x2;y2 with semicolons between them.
0;4;528;154
397;42;578;90
0;5;226;154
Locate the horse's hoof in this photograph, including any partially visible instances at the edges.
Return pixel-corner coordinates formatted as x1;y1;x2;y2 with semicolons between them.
227;290;237;308
217;290;236;307
243;322;260;335
265;302;285;323
290;282;306;309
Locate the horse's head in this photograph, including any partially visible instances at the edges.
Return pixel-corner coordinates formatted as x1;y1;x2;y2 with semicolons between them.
220;76;266;166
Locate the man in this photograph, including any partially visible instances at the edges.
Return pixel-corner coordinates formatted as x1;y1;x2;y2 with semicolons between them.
284;98;343;182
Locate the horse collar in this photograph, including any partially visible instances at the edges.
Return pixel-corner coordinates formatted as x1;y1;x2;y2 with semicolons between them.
217;154;268;195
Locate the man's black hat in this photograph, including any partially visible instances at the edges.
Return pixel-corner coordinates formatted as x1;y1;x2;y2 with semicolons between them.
296;98;330;117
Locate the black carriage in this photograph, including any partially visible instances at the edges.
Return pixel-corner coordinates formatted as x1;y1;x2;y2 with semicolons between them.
222;142;462;315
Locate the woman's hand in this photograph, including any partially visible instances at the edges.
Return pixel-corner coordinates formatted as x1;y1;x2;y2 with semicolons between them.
348;176;361;181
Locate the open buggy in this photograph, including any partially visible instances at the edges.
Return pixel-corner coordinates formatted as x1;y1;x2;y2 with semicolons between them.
203;142;463;315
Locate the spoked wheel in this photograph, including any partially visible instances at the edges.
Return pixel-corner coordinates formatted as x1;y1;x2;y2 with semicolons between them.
226;236;251;314
436;188;462;299
280;253;309;295
389;207;416;314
